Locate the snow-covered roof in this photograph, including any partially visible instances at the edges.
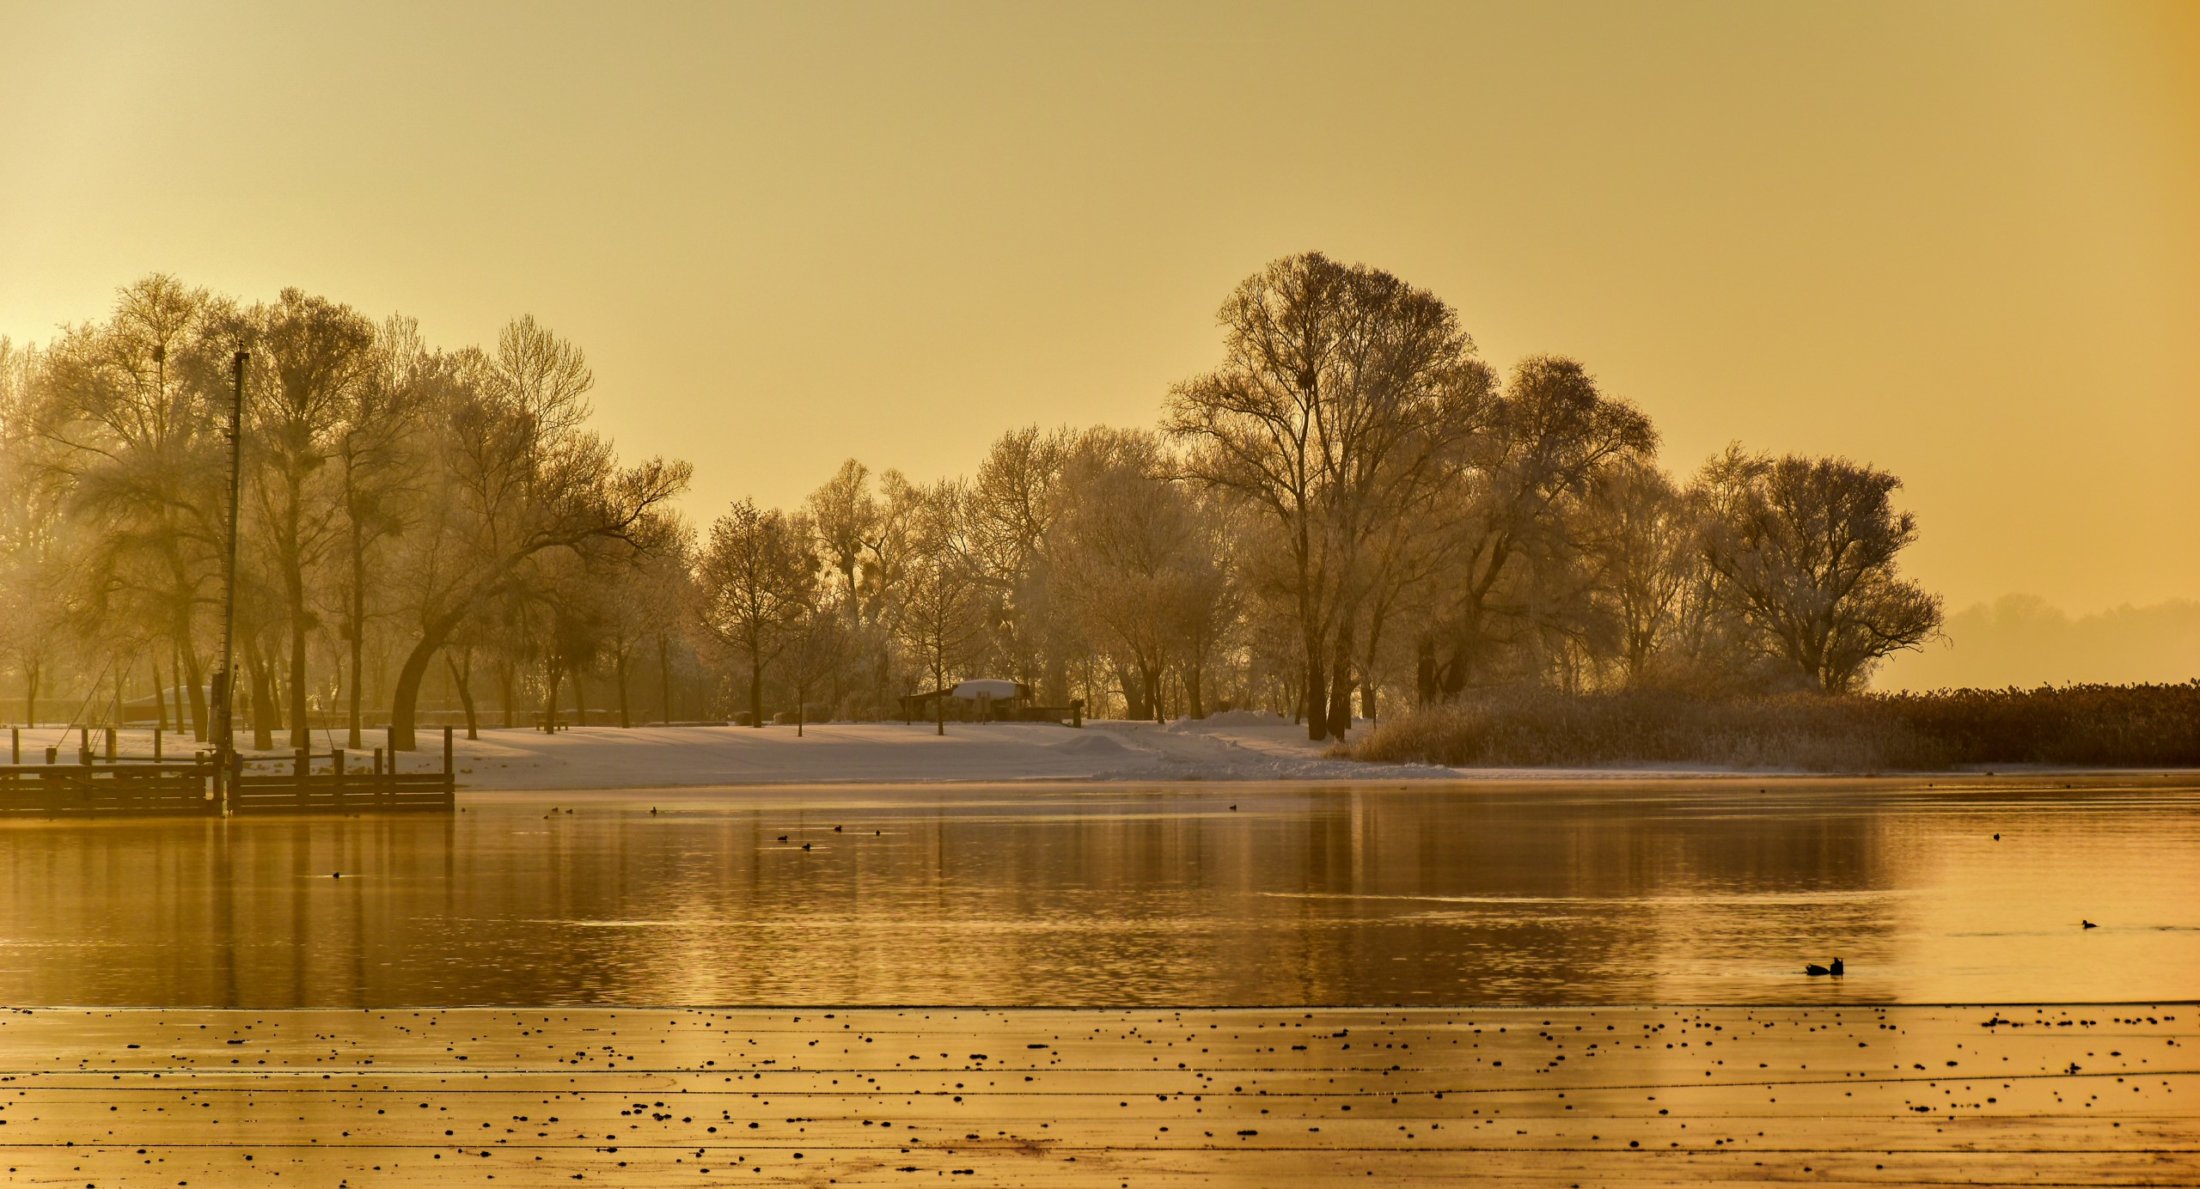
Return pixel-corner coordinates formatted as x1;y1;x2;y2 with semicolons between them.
949;679;1023;700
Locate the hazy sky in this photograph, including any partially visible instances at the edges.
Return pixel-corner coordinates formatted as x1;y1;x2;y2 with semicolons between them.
3;0;2194;618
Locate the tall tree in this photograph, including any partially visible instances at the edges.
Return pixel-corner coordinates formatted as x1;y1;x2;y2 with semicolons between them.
0;339;77;725
29;275;231;739
333;316;435;746
382;318;689;749
1581;457;1698;687
697;499;819;727
1167;251;1484;739
1696;447;1942;693
234;288;379;748
807;458;878;619
1421;354;1655;699
893;481;988;735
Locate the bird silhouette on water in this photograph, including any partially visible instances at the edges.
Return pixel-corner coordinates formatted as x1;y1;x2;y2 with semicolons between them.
1804;957;1845;977
2082;919;2098;929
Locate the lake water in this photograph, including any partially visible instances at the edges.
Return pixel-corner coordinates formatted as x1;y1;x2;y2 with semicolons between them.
1;777;2194;1007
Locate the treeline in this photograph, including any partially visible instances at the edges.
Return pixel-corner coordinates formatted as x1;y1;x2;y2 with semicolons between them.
0;254;1946;745
0;276;688;749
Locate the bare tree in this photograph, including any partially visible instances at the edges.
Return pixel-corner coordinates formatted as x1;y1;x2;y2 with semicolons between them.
697;499;819;727
1696;447;1942;693
602;513;691;728
1167;251;1485;739
782;597;849;738
894;481;988;735
0;339;77;725
1421;355;1654;699
233;288;379;748
30;275;233;738
969;426;1076;701
808;458;878;619
333;315;435;745
1581;457;1697;687
383;318;689;749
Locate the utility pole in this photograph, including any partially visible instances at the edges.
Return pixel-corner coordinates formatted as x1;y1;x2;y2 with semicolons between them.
213;350;248;815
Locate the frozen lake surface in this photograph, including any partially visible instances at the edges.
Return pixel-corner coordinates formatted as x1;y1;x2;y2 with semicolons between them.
1;775;2194;1007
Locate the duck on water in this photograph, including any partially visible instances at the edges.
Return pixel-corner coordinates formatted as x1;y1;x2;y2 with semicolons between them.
1805;957;1845;977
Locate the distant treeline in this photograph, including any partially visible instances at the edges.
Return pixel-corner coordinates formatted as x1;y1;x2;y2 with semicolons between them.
1;254;1948;745
1352;683;2200;771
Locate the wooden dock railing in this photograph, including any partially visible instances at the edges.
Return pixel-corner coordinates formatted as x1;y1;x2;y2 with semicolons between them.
0;727;458;817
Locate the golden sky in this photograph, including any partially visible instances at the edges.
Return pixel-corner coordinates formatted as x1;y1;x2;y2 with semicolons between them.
3;0;2195;624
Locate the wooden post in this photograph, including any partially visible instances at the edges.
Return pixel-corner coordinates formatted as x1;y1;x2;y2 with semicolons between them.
79;726;90;763
442;726;455;808
9;727;16;764
332;749;345;811
104;726;116;761
45;745;57;765
154;728;163;761
295;747;310;810
372;747;384;776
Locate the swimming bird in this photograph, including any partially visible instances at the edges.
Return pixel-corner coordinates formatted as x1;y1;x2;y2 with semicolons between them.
2083;919;2098;929
1805;957;1844;977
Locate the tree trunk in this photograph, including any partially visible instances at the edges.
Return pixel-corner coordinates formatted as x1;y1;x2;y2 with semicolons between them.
386;609;469;750
1184;664;1205;720
288;611;309;750
496;659;515;729
748;651;764;728
540;663;561;734
656;634;672;725
1325;617;1355;740
444;650;478;740
150;657;168;732
614;648;631;728
22;664;38;728
347;526;366;749
572;665;587;729
1361;608;1388;722
1303;642;1327;742
248;649;276;752
178;630;207;741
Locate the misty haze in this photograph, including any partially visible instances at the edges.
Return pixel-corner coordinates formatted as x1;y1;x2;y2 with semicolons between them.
0;2;2193;1186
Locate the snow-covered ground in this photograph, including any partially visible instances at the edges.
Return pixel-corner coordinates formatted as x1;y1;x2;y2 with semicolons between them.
417;712;1459;791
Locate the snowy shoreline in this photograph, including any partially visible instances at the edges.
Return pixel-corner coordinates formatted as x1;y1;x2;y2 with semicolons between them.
278;716;2186;792
17;716;2188;791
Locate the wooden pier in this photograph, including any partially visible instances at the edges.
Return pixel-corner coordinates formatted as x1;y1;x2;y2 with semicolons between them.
0;725;457;816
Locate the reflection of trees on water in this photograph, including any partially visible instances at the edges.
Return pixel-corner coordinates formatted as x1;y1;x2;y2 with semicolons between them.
0;786;2140;1007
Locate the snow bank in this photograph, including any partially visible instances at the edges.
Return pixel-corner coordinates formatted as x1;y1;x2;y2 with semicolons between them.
422;720;1455;792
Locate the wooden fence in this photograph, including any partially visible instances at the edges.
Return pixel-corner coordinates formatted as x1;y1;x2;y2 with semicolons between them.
0;728;457;817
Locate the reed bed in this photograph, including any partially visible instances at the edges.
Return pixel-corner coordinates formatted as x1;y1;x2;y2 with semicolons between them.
1352;681;2200;771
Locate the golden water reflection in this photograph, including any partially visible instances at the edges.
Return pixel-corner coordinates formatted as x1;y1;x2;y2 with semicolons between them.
0;778;2193;1007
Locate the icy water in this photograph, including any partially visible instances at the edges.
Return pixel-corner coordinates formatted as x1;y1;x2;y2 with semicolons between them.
0;776;2194;1008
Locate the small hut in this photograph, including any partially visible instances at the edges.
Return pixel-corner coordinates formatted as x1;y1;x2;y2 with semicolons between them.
899;679;1033;723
